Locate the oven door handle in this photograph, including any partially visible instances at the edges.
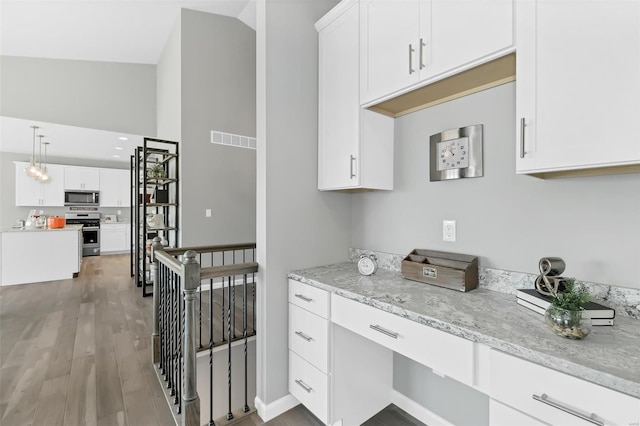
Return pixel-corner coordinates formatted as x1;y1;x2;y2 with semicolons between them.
82;226;100;230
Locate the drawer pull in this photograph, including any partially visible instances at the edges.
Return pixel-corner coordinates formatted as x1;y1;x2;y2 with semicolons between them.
532;393;603;426
294;331;313;342
295;379;313;393
369;324;398;339
294;294;313;303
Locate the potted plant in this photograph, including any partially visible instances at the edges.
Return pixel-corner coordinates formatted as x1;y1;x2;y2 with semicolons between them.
147;163;165;179
544;278;591;339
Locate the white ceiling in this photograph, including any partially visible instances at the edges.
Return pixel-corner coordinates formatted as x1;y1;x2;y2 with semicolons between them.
0;0;254;163
0;0;253;64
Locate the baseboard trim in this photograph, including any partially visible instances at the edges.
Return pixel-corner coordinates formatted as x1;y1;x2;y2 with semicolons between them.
254;394;300;422
391;390;454;426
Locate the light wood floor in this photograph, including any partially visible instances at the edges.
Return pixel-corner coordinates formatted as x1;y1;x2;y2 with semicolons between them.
0;254;424;426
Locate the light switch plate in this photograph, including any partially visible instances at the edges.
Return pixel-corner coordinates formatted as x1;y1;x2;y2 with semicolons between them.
205;209;212;218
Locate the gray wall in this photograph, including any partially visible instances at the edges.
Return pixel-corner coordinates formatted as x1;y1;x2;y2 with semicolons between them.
178;9;257;246
0;56;156;136
352;82;640;290
256;0;349;407
0;151;130;227
157;17;182;142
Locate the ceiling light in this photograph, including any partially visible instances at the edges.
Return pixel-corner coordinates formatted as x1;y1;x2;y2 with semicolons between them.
24;125;40;177
113;155;121;158
118;136;128;140
115;146;124;150
39;142;51;182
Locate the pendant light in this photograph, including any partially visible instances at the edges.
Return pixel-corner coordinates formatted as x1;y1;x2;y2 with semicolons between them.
33;134;45;178
24;125;40;177
39;141;51;182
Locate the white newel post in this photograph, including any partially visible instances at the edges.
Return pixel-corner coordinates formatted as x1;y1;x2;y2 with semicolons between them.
181;250;200;426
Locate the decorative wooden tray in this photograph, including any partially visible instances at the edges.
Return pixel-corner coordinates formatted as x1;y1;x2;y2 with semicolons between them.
401;249;478;292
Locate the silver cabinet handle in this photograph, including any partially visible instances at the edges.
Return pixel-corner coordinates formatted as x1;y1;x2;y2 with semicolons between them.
520;117;526;158
294;294;312;302
369;324;398;339
295;331;312;342
409;44;415;74
419;38;426;69
532;394;603;426
295;379;312;393
350;155;356;179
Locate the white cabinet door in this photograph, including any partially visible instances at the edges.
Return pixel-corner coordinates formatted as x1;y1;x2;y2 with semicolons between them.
429;0;513;77
100;168;130;207
64;166;100;190
360;0;422;104
318;0;394;191
100;224;128;253
15;162;64;207
517;0;640;174
490;400;547;426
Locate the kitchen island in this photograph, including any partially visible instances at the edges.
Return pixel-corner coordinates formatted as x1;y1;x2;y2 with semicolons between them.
0;224;82;286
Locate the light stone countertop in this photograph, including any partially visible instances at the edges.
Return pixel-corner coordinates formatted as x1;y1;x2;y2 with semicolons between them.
289;262;640;399
0;224;83;233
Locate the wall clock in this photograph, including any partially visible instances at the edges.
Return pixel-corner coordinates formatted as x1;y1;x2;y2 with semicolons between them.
430;124;483;181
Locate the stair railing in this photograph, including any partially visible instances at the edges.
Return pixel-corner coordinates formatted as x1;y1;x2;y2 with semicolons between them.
150;237;258;426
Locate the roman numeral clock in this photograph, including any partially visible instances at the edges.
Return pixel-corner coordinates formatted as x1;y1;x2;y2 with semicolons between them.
430;124;483;181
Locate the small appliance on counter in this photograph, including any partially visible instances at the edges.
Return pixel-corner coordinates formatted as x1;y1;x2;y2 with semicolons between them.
47;216;66;229
25;210;46;229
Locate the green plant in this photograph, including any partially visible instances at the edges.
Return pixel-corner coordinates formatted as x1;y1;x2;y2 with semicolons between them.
550;278;590;311
147;163;164;179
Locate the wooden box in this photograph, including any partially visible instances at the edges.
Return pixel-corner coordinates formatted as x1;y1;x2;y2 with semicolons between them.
401;249;478;292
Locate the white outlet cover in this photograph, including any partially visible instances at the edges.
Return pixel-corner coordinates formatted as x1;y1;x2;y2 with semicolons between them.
205;209;212;218
443;220;456;242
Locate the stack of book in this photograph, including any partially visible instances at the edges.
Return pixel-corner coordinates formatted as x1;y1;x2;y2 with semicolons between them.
516;288;615;326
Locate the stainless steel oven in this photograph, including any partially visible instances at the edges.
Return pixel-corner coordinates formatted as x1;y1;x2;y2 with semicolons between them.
65;212;101;256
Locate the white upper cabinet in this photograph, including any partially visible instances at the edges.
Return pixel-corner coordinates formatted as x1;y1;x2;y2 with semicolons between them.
64;166;100;190
99;168;130;207
360;0;514;105
15;162;65;207
317;0;394;191
516;0;640;175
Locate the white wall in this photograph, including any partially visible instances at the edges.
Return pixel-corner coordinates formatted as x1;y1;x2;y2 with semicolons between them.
352;82;640;290
256;0;348;408
0;56;156;136
156;17;182;142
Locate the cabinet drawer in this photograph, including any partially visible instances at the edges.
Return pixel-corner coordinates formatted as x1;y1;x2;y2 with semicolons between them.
288;279;330;319
490;399;546;426
490;349;640;426
289;304;329;374
331;294;474;386
289;350;329;425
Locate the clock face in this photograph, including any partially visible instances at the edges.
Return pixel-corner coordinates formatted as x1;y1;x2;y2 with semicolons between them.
358;256;377;276
437;137;470;171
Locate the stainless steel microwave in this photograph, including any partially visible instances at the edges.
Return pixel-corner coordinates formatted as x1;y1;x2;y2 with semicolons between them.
64;190;100;206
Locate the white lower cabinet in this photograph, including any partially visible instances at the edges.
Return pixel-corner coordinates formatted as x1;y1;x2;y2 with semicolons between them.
490;399;546;426
100;223;130;254
289;350;330;424
490;349;640;426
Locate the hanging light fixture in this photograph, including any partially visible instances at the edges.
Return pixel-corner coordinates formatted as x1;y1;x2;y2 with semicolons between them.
24;125;40;177
33;134;45;178
39;141;51;182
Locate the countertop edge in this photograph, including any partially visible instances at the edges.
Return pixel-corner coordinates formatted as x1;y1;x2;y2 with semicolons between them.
287;270;640;400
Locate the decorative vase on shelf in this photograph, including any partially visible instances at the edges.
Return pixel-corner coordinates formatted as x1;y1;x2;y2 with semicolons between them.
544;306;590;340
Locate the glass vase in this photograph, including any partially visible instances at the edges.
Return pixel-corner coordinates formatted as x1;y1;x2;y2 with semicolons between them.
544;306;590;339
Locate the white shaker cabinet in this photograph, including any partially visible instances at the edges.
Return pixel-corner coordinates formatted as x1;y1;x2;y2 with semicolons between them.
99;168;130;207
100;223;130;253
317;0;394;191
64;165;100;190
14;162;65;207
516;0;640;176
360;0;513;106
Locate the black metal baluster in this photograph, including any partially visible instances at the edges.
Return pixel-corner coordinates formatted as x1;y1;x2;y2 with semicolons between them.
177;276;182;411
168;271;174;392
243;273;249;413
199;252;203;349
226;274;233;421
221;252;226;342
159;264;164;374
208;273;215;426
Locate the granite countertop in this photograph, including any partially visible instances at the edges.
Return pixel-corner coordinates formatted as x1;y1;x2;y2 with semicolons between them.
289;262;640;399
1;224;83;233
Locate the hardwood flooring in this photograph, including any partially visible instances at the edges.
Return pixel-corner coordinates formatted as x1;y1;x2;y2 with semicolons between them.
0;254;424;426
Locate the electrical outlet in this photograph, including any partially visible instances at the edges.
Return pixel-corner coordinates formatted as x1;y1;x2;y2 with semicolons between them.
117;210;122;215
205;209;212;218
443;220;456;242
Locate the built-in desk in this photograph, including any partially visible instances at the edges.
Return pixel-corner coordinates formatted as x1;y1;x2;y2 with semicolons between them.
288;263;640;426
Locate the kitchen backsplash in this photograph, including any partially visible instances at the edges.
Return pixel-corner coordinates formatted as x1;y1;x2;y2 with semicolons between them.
349;248;640;319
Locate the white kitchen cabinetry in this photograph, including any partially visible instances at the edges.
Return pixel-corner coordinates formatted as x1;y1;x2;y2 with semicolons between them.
360;0;513;105
14;162;65;207
490;349;640;425
516;0;640;176
99;168;130;207
317;0;394;191
64;165;100;190
100;223;130;254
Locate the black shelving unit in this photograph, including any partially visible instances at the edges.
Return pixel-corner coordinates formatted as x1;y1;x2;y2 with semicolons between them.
131;137;179;296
